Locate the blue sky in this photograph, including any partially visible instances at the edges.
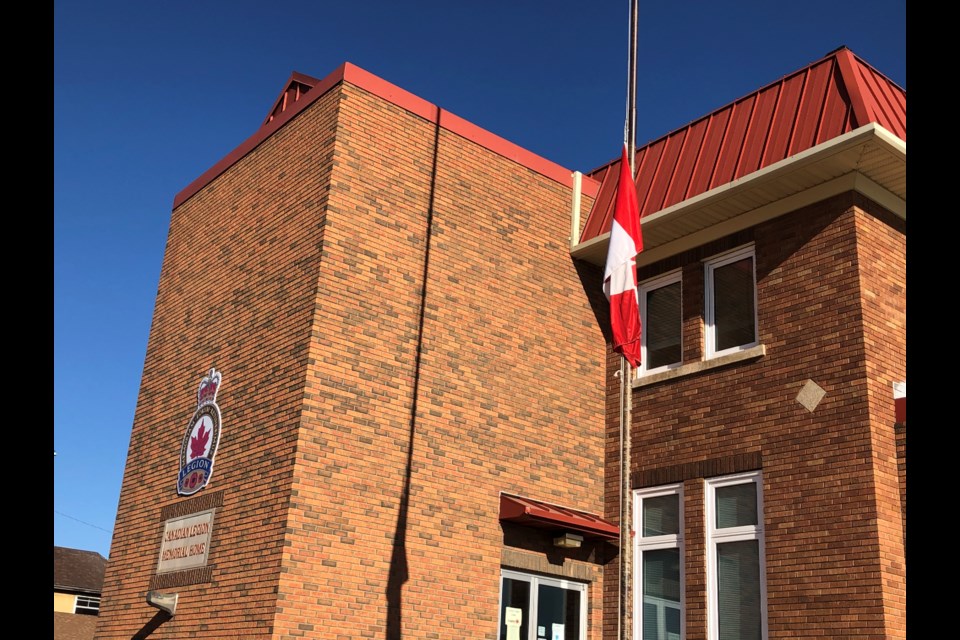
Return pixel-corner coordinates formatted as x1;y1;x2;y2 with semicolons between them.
54;1;906;558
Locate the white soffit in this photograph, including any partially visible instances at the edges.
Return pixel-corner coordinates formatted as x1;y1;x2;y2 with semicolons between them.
571;123;906;268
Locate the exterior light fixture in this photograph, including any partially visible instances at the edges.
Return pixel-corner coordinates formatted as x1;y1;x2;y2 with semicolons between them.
146;590;179;616
553;532;583;549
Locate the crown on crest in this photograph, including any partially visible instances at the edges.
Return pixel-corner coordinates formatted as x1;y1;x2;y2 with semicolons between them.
197;368;221;406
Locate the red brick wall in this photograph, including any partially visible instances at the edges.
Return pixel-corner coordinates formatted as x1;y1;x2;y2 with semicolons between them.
604;193;906;639
97;78;608;640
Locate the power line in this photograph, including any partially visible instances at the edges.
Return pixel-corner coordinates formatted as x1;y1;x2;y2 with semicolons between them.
54;510;113;534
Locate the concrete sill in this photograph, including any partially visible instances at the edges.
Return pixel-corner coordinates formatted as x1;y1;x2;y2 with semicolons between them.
632;344;767;389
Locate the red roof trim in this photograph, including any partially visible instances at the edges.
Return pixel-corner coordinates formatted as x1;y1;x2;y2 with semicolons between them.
499;493;619;540
439;109;584;191
173;62;593;210
173;64;347;209
342;62;437;122
834;48;871;130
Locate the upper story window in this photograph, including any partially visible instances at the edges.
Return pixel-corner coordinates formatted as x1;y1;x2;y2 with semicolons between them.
705;471;767;640
634;484;684;640
704;245;758;359
639;271;682;375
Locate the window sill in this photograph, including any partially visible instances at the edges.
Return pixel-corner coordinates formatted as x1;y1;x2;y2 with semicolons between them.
632;344;766;389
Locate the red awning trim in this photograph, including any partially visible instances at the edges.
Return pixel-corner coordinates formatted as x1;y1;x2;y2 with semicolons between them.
499;493;619;540
893;381;906;423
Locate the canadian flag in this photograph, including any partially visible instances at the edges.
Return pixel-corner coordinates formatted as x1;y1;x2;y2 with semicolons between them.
603;144;643;368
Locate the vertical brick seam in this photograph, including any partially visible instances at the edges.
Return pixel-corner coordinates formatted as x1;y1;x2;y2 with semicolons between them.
270;82;609;640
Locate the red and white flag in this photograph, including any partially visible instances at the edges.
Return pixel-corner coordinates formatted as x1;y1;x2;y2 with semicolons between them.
603;144;643;368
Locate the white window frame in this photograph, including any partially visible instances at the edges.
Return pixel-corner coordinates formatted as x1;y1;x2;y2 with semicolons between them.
498;569;588;640
639;270;683;376
74;594;101;615
633;483;685;640
703;245;758;359
705;471;767;640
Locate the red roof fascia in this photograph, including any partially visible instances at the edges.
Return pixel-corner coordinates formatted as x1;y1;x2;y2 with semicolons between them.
173;63;595;210
173;64;348;209
499;493;619;540
578;47;906;245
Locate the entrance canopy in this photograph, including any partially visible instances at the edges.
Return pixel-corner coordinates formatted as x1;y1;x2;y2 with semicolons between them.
499;493;619;540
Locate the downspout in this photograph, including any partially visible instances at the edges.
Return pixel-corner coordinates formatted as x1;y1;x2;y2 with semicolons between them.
570;171;583;251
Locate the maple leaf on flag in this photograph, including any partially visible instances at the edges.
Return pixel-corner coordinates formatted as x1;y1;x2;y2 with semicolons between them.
190;422;210;460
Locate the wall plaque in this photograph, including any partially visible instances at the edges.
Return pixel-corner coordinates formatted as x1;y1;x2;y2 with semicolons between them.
157;508;215;574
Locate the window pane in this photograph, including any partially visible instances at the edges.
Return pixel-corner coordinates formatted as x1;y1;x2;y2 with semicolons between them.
713;256;755;352
716;540;762;640
642;548;681;640
500;577;530;640
643;494;680;536
715;482;758;529
537;584;581;640
645;281;681;368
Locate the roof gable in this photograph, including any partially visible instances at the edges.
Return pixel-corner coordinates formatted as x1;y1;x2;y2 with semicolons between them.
579;46;906;244
261;72;321;127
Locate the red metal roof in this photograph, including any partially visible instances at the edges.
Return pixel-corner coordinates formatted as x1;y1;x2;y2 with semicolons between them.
499;493;619;540
579;47;906;244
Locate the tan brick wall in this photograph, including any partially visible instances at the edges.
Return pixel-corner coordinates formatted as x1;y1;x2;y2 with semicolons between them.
852;199;906;638
278;82;607;639
97;78;607;640
95;86;342;639
604;193;906;639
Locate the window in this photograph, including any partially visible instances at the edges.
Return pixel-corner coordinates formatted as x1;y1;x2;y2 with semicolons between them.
705;472;767;640
634;484;684;640
704;246;757;358
74;595;101;615
639;271;682;374
499;569;587;640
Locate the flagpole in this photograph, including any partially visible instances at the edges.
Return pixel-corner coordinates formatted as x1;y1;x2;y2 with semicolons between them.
618;356;632;640
627;0;638;171
619;2;638;640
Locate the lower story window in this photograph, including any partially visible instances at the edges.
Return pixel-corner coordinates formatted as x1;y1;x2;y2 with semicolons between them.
706;471;767;640
499;569;587;640
634;484;684;640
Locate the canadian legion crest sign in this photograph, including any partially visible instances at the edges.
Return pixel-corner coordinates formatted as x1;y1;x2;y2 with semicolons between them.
177;368;223;496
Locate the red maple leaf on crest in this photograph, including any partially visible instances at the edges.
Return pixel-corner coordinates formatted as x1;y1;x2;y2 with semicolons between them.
190;422;210;460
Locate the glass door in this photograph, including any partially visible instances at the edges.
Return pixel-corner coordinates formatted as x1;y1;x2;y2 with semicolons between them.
499;569;587;640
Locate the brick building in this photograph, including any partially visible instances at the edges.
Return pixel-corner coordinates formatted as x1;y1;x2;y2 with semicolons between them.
95;46;905;640
55;546;108;640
